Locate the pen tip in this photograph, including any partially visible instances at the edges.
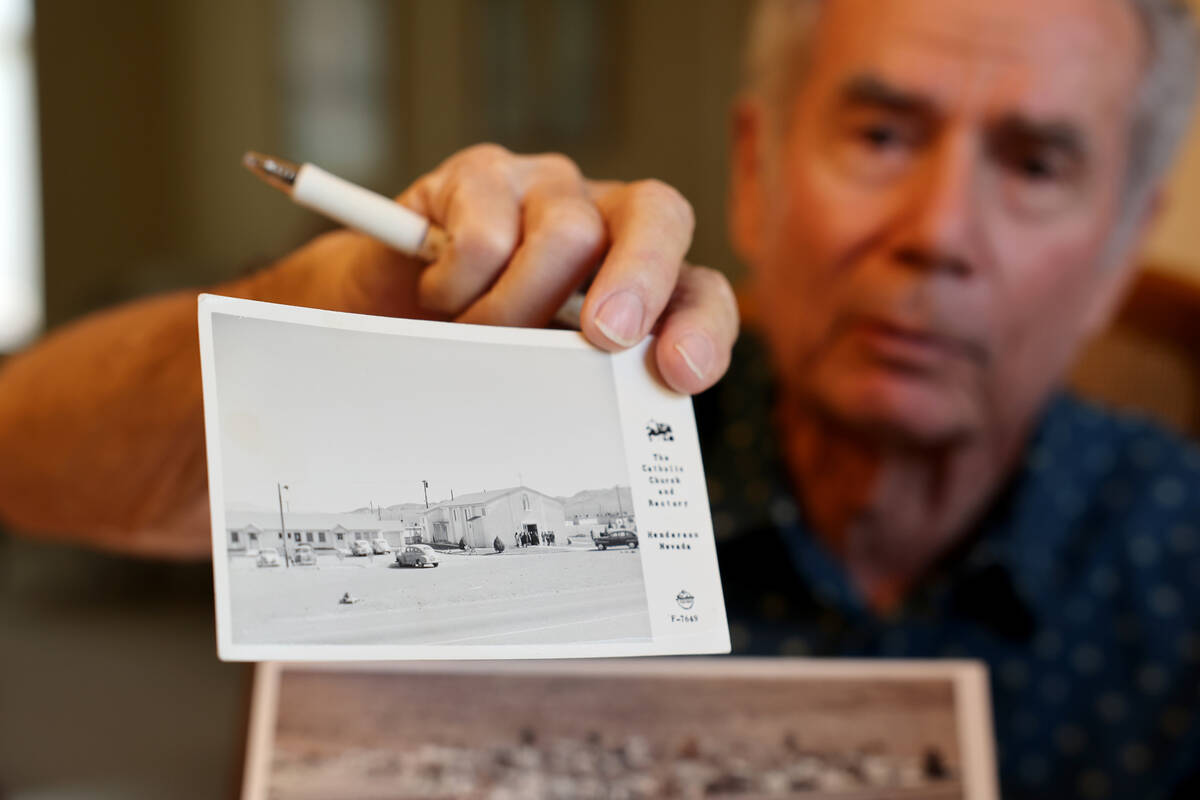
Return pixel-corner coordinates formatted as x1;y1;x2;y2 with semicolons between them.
242;151;299;192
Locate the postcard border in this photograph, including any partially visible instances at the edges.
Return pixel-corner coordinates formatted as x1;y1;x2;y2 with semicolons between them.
199;294;730;661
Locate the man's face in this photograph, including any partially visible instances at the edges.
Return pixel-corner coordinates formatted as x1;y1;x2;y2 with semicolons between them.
738;0;1147;446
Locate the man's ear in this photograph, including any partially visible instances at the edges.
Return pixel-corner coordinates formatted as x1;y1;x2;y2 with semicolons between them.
1083;188;1165;337
729;98;769;266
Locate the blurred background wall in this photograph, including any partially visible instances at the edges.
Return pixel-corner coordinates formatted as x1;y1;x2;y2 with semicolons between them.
31;0;747;331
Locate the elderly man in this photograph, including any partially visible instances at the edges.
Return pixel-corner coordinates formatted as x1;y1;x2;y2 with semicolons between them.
1;0;1198;796
708;1;1200;796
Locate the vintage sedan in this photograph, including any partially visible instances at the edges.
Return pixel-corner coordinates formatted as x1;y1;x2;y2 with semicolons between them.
350;539;372;557
255;548;281;568
371;537;392;555
395;544;440;568
594;529;639;550
292;543;317;566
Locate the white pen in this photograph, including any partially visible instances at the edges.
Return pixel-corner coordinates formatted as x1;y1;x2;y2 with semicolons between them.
242;151;584;329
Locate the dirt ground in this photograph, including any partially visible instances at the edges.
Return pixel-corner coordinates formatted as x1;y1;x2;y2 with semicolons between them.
228;546;652;646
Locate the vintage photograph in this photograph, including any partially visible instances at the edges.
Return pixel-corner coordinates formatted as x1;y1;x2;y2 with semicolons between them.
242;659;998;800
207;305;653;652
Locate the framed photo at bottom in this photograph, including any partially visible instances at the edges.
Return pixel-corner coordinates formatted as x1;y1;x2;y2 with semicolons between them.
241;658;998;799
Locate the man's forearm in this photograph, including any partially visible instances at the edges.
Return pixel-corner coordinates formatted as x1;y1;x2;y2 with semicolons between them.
0;231;418;559
0;287;213;558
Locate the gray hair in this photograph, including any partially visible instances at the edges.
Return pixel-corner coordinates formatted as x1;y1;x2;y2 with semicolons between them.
743;0;1200;213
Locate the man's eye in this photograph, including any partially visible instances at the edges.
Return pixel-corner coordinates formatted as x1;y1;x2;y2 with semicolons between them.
1000;144;1075;184
994;141;1084;219
833;116;921;183
1015;154;1059;181
858;124;904;148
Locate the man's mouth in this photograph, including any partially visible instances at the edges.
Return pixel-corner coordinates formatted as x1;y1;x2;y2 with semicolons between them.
849;317;987;370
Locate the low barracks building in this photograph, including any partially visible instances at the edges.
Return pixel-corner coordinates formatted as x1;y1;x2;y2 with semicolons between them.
224;511;422;558
424;486;566;549
225;488;567;555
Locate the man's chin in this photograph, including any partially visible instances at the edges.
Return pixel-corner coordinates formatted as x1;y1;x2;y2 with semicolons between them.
807;375;979;449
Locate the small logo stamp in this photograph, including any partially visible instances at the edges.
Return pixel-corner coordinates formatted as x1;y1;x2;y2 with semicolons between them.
647;419;674;442
676;589;695;610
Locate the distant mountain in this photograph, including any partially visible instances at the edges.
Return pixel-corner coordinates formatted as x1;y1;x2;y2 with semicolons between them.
345;502;428;520
559;486;633;519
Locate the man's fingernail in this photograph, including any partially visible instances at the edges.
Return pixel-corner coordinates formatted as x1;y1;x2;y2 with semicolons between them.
594;291;645;347
675;334;715;381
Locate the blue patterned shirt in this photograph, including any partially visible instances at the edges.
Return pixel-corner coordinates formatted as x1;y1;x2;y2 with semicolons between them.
701;335;1200;800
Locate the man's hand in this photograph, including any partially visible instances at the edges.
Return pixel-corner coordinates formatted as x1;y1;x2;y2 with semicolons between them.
344;144;739;395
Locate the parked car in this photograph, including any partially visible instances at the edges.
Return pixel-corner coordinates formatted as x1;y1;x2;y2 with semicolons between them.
371;537;392;555
595;529;638;550
350;539;372;556
256;548;281;568
292;543;317;566
395;544;440;568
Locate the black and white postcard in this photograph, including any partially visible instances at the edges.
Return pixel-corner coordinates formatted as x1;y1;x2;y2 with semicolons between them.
241;659;999;800
198;294;729;660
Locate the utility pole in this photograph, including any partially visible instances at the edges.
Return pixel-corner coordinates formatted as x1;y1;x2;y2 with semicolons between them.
422;480;429;509
277;482;290;568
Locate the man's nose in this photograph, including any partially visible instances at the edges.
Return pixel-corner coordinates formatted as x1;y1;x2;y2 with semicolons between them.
891;133;978;278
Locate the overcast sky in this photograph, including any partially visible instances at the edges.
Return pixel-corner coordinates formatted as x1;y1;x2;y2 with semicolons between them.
212;313;632;512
